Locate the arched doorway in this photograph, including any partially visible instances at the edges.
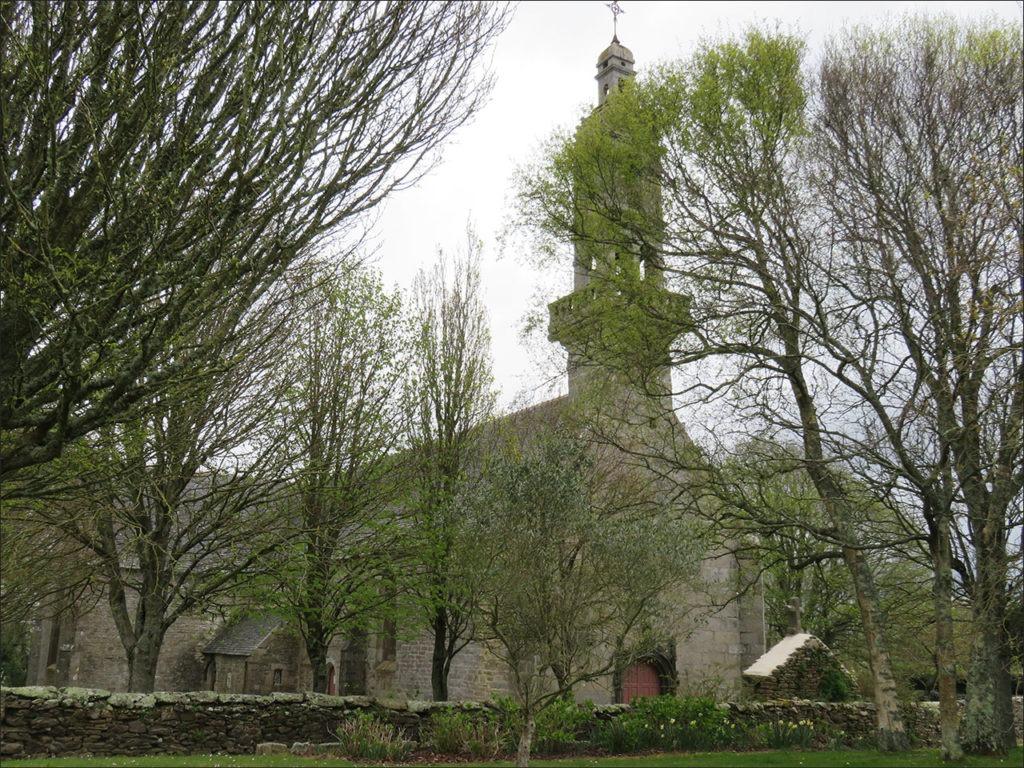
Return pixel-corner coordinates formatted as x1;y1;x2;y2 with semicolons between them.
326;663;336;695
620;661;661;704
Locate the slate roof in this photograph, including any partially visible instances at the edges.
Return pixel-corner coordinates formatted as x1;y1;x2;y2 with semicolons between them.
203;616;282;657
743;632;819;678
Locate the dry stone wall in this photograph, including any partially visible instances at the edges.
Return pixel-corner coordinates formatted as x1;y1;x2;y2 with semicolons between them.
1;686;1020;759
0;687;436;758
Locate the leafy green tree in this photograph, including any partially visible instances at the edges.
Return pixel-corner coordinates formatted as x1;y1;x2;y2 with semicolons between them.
1;0;510;486
259;267;412;694
519;31;912;751
404;229;496;700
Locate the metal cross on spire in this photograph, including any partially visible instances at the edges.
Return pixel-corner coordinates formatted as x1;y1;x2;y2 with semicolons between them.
606;1;624;42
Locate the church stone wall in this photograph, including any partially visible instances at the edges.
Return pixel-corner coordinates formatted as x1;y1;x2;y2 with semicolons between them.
387;632;512;702
737;567;767;670
27;595;220;693
672;551;750;697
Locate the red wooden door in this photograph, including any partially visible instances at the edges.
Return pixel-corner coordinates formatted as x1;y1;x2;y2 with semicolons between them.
621;662;660;704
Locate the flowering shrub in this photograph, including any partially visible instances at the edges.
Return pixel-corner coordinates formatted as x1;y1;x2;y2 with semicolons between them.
593;696;733;753
425;708;507;759
335;711;414;761
751;718;816;749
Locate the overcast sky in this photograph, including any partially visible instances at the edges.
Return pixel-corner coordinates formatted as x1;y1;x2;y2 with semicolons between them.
370;0;1021;412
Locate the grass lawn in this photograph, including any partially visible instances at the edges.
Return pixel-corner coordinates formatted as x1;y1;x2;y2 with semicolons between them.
3;749;1021;768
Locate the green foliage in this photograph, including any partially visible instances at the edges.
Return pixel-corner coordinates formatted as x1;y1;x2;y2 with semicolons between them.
486;696;595;756
425;709;507;760
254;266;417;688
686;30;807;151
547;269;692;376
334;711;414;762
819;668;854;702
533;697;595;755
403;231;496;700
0;619;30;686
749;718;817;749
594;696;734;753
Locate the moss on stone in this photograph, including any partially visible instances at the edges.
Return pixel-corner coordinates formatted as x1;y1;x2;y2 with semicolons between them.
304;693;347;708
1;686;59;700
108;693;156;708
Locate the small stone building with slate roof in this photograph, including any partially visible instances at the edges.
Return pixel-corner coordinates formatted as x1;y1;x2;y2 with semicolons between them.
25;32;766;703
742;632;855;701
202;617;296;695
742;602;854;700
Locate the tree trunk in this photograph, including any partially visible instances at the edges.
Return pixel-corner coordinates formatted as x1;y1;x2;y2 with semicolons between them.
515;711;536;768
930;522;963;760
431;607;449;701
126;623;165;693
307;640;329;694
842;544;910;751
960;526;1013;756
784;357;910;751
551;664;570;692
961;608;1014;754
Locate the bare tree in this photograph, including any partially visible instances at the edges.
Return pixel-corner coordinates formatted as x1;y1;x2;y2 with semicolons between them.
405;229;495;700
811;18;1023;754
1;0;511;483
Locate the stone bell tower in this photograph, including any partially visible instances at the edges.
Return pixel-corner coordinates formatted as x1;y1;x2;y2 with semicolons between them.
596;35;635;105
548;35;688;405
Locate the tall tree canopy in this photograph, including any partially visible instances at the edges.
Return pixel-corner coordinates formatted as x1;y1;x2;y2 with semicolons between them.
0;0;510;485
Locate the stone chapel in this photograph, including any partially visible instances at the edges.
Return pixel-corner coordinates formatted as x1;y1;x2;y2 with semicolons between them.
26;34;765;703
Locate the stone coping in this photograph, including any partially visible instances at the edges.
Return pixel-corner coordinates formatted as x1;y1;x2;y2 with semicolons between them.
0;685;631;715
